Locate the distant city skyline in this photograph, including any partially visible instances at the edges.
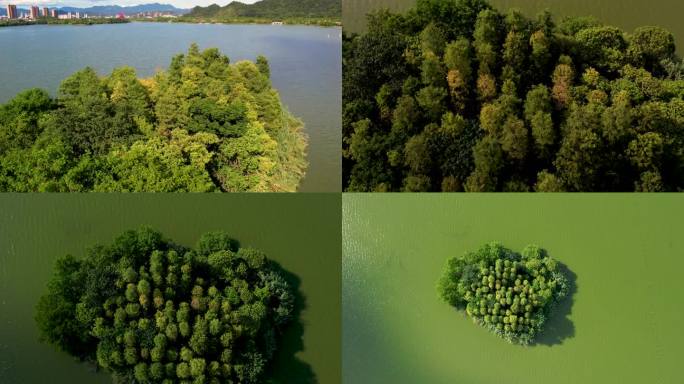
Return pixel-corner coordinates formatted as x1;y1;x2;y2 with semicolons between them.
4;2;93;18
0;0;259;9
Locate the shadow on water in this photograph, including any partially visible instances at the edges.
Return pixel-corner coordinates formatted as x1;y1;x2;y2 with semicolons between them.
266;261;317;384
532;262;577;347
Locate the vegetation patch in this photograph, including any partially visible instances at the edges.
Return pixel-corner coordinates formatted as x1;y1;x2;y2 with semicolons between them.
438;242;569;345
0;44;307;192
35;228;295;383
343;0;684;191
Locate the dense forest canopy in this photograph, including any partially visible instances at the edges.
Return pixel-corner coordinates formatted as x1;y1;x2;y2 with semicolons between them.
0;44;307;192
187;0;340;21
438;242;568;345
343;0;684;191
36;228;295;383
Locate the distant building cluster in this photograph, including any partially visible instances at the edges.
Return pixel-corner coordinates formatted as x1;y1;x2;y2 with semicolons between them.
1;4;188;21
134;11;178;19
2;4;89;20
58;11;88;20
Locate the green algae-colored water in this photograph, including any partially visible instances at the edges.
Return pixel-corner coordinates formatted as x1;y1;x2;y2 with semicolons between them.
343;0;684;54
343;194;684;383
0;193;341;384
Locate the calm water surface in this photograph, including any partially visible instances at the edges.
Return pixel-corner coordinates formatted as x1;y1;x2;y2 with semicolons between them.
343;0;684;54
0;194;341;383
343;194;684;383
0;22;341;192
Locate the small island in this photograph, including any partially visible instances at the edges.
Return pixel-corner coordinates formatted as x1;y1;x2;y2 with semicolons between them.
438;242;569;345
0;44;307;192
35;228;295;383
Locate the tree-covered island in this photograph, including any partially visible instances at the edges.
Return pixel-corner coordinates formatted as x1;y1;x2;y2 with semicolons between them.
343;0;684;191
0;44;307;191
438;242;569;345
35;228;295;383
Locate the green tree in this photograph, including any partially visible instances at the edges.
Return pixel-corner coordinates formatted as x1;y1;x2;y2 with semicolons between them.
420;22;447;56
535;170;565;192
0;88;54;152
529;29;552;82
628;26;676;75
466;136;504;191
635;170;664;191
500;116;528;160
473;9;502;74
444;38;473;110
576;26;627;74
627;132;664;171
255;55;270;78
444;38;473;81
404;133;431;175
601;91;633;145
416;86;447;120
524;85;555;156
34;255;92;357
554;124;604;191
421;51;447;86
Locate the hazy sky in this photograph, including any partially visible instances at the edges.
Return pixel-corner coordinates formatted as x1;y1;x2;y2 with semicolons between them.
0;0;259;9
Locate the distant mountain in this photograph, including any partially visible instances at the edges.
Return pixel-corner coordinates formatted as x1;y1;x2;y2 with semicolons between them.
0;3;188;17
62;3;189;15
187;0;340;20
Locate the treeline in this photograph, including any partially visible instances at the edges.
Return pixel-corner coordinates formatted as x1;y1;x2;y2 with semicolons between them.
36;228;295;383
0;44;307;192
185;0;340;24
438;243;568;345
142;16;338;27
343;0;684;191
0;17;128;27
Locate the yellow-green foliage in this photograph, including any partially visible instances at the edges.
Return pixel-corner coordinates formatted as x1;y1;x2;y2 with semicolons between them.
343;0;684;192
0;44;307;192
438;242;569;345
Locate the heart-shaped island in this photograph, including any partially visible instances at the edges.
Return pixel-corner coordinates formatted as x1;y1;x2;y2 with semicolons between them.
438;242;569;345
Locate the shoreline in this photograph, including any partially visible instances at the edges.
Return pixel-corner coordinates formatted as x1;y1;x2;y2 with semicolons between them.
0;19;129;28
0;18;341;28
132;17;341;27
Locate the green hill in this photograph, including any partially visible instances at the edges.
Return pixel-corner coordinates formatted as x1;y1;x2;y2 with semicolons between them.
187;0;340;20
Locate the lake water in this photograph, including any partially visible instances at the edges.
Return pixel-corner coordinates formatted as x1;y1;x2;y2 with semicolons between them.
0;22;341;192
0;193;341;383
343;0;684;54
343;194;684;383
